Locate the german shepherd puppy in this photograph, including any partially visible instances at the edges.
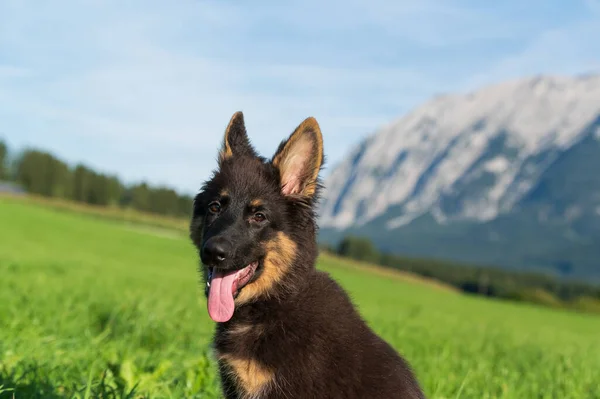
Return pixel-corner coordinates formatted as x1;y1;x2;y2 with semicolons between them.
190;112;425;399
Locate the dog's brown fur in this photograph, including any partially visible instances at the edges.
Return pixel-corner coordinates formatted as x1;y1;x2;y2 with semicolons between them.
190;112;426;398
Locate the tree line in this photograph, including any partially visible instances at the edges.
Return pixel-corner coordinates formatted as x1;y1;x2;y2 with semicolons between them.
329;235;600;313
0;139;193;218
0;140;7;180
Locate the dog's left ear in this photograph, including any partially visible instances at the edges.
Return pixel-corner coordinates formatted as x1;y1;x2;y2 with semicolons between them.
272;117;324;198
219;111;256;162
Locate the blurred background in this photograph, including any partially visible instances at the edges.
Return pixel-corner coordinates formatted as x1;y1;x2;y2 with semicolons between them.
1;1;599;398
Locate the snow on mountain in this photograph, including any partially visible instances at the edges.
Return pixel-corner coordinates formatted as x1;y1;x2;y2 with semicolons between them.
319;74;600;231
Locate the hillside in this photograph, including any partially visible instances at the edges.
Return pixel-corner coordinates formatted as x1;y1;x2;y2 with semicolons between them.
0;193;455;293
1;197;599;398
318;74;600;279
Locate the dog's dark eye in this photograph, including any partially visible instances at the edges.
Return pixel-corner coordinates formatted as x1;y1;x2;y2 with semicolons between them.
208;201;221;214
252;212;266;223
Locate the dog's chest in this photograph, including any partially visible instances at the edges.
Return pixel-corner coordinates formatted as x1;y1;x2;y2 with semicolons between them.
215;323;276;398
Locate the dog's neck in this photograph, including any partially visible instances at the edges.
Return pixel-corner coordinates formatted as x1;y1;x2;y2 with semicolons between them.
223;258;316;327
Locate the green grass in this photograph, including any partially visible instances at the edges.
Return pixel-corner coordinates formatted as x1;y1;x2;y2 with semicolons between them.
1;197;599;398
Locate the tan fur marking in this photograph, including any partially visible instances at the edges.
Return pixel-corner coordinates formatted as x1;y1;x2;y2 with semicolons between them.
220;135;233;162
235;232;297;304
250;199;263;208
219;353;274;397
220;189;229;198
228;323;253;336
221;141;233;161
272;117;323;197
219;112;244;161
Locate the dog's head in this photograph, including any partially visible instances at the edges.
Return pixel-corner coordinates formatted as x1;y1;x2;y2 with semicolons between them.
190;111;324;323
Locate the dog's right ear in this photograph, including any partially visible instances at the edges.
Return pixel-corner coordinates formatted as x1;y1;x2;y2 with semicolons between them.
219;111;256;162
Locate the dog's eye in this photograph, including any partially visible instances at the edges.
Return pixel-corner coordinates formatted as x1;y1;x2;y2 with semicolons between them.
208;201;221;214
252;212;266;223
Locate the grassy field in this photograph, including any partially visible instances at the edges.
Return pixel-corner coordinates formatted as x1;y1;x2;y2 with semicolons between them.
1;196;599;398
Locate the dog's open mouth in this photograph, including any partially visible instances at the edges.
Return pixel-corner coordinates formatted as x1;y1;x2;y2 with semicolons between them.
206;261;259;323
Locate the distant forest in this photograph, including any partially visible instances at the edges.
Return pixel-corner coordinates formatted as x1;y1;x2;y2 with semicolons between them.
327;236;600;314
0;139;193;218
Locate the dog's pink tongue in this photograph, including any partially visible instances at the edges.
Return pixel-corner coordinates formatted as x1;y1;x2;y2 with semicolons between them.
207;269;237;322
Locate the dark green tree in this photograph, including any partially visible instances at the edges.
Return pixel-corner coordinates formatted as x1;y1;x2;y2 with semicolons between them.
106;175;124;206
336;236;380;264
130;182;151;212
72;164;90;202
86;171;110;205
15;150;72;197
0;140;7;180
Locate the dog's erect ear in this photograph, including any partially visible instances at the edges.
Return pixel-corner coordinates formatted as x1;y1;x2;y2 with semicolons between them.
219;111;255;162
272;117;324;197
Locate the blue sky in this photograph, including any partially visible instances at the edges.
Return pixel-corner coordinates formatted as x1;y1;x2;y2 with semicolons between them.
1;0;599;195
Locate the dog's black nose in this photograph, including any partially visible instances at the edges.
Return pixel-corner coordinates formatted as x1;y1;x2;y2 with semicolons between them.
202;237;231;264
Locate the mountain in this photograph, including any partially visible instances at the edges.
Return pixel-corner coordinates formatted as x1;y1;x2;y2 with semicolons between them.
318;74;600;280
